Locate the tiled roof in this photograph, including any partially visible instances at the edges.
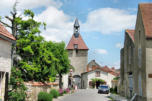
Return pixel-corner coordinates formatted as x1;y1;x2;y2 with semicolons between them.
126;29;135;42
66;34;88;50
0;23;16;40
139;3;152;38
82;65;119;76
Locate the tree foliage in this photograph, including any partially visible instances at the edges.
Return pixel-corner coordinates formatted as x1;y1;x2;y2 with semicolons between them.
44;41;70;88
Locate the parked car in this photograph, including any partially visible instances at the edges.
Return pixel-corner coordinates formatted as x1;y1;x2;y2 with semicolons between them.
98;85;109;94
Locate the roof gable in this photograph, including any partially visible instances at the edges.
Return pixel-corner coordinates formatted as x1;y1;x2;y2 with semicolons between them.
139;3;152;38
82;65;119;76
125;29;135;42
66;34;88;50
87;60;100;67
0;23;16;41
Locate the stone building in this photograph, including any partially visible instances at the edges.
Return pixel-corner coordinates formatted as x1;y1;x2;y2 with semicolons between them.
119;30;135;98
133;3;152;101
120;3;152;101
0;23;15;101
66;19;89;88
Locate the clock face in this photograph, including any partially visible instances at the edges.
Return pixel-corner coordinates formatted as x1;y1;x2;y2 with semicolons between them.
74;32;79;38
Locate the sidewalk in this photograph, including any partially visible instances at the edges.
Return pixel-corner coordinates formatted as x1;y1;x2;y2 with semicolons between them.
53;90;76;101
110;93;128;101
53;94;69;101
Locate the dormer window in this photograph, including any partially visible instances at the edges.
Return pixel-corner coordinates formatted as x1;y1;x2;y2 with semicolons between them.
74;44;78;49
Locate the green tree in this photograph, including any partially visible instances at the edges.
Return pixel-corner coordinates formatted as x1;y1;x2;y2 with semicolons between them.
0;7;53;100
46;41;70;88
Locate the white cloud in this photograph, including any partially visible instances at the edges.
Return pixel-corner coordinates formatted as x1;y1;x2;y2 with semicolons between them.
95;49;108;55
83;8;136;34
35;7;73;42
116;43;123;48
0;0;73;42
0;0;62;11
0;1;136;43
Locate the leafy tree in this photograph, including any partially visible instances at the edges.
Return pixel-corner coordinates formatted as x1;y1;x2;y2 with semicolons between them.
45;41;70;88
0;5;53;100
113;77;119;80
91;78;106;88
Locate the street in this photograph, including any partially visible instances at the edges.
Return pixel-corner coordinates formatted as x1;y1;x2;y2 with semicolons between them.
60;89;112;101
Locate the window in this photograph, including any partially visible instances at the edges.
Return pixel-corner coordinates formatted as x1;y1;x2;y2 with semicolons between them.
129;46;131;64
96;71;100;77
138;48;142;68
74;44;78;49
138;72;142;96
138;31;142;68
139;31;141;48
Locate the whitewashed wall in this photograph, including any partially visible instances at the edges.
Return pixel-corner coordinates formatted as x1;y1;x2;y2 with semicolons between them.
62;74;69;89
146;48;152;101
0;39;12;101
83;69;116;88
0;39;12;73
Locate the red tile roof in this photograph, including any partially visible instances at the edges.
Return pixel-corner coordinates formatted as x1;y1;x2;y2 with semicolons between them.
139;3;152;38
82;65;119;76
0;23;16;41
126;29;135;42
66;34;88;50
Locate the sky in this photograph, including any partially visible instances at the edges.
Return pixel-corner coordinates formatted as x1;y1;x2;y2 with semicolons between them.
0;0;152;69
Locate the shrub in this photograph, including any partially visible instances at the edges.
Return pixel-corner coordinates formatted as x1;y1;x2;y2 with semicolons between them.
65;88;70;93
63;89;67;94
114;86;118;94
110;87;118;94
59;89;63;96
50;89;59;98
38;92;52;101
110;88;113;93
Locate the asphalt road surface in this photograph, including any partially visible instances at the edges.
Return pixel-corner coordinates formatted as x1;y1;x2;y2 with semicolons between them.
60;89;112;101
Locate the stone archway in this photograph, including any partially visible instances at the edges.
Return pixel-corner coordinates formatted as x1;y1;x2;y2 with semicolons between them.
73;75;81;89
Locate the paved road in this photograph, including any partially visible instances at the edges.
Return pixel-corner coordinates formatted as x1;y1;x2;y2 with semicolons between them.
60;89;112;101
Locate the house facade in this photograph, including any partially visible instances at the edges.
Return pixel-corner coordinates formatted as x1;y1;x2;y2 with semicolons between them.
119;30;135;98
81;60;119;89
0;23;15;101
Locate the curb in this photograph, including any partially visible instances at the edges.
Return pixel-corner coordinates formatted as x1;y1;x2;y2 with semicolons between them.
110;93;128;101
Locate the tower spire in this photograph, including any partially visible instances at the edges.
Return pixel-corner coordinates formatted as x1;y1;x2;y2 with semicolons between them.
74;18;80;38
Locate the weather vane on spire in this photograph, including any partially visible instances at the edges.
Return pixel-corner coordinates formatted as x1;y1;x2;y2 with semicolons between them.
74;18;80;38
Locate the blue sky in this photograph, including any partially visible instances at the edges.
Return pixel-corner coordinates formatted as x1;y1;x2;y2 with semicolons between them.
0;0;152;68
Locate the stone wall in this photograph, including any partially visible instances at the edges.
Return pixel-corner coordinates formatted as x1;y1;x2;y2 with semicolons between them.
25;82;59;101
68;50;88;76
